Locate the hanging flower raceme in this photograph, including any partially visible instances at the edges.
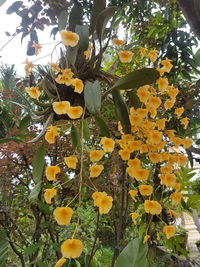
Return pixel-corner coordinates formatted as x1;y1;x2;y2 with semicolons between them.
61;239;83;258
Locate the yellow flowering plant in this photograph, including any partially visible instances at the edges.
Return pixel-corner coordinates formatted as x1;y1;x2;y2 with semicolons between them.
4;1;199;266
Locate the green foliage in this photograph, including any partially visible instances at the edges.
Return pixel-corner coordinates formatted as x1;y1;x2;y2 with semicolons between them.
75;25;89;51
90;0;106;34
114;237;148;267
0;230;8;267
32;143;46;183
94;113;110;137
84;81;101;114
111;68;160;91
71;124;81;151
28;182;42;203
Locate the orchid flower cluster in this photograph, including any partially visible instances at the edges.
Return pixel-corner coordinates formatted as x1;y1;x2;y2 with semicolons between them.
23;30;192;266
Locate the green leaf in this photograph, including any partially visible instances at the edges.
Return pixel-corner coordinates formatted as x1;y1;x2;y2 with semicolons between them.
84;81;101;114
58;10;68;30
19;115;31;135
96;7;117;43
75;25;89;51
0;230;8;267
38;201;51;215
24;243;41;256
94;113;110;137
66;46;78;67
71;125;81;152
194;48;200;67
112;90;131;134
28;182;42;203
127;91;141;109
0;0;7;7
32;144;46;183
111;68;160;91
81;119;90;141
0;137;24;144
114;237;148;267
68;3;83;31
90;0;106;34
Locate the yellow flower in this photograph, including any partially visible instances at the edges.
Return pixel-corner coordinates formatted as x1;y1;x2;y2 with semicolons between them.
148;50;158;62
160;165;172;174
144;200;162;215
140;47;148;58
55;74;73;86
130;212;139;224
53;101;70;115
61;239;83;258
166;86;179;99
32;41;42;56
118;149;130;160
129;190;138;201
129;114;143;126
147;130;163;145
61;68;74;78
165;130;176;139
92;191;107;206
174;107;184;118
164;99;175;110
156;119;166;131
55;258;66;267
138;185;153;196
64;156;78;169
84;43;93;59
140;144;149;153
90;150;104;162
170;192;182;205
137;86;150;103
98;195;113;214
156;67;166;76
148;152;160;163
45;125;59;144
49;62;60;73
173;182;181;191
90;164;104;178
72;78;84;94
25;87;41;100
128;158;141;168
67;106;83;119
148;96;162;109
112;38;125;46
122;134;134;142
180;117;189;129
118;121;124;135
127;167;149;181
127;140;142;152
143;235;150;243
44;188;57;204
45;166;61;181
177;153;188;166
156;77;169;92
100;137;115;152
136;108;148;118
118;50;134;63
161;58;173;73
60;30;79;47
182;138;193;149
23;59;34;76
160;152;170;162
167;209;179;217
53;207;73;225
163;225;176;239
161;173;176;187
